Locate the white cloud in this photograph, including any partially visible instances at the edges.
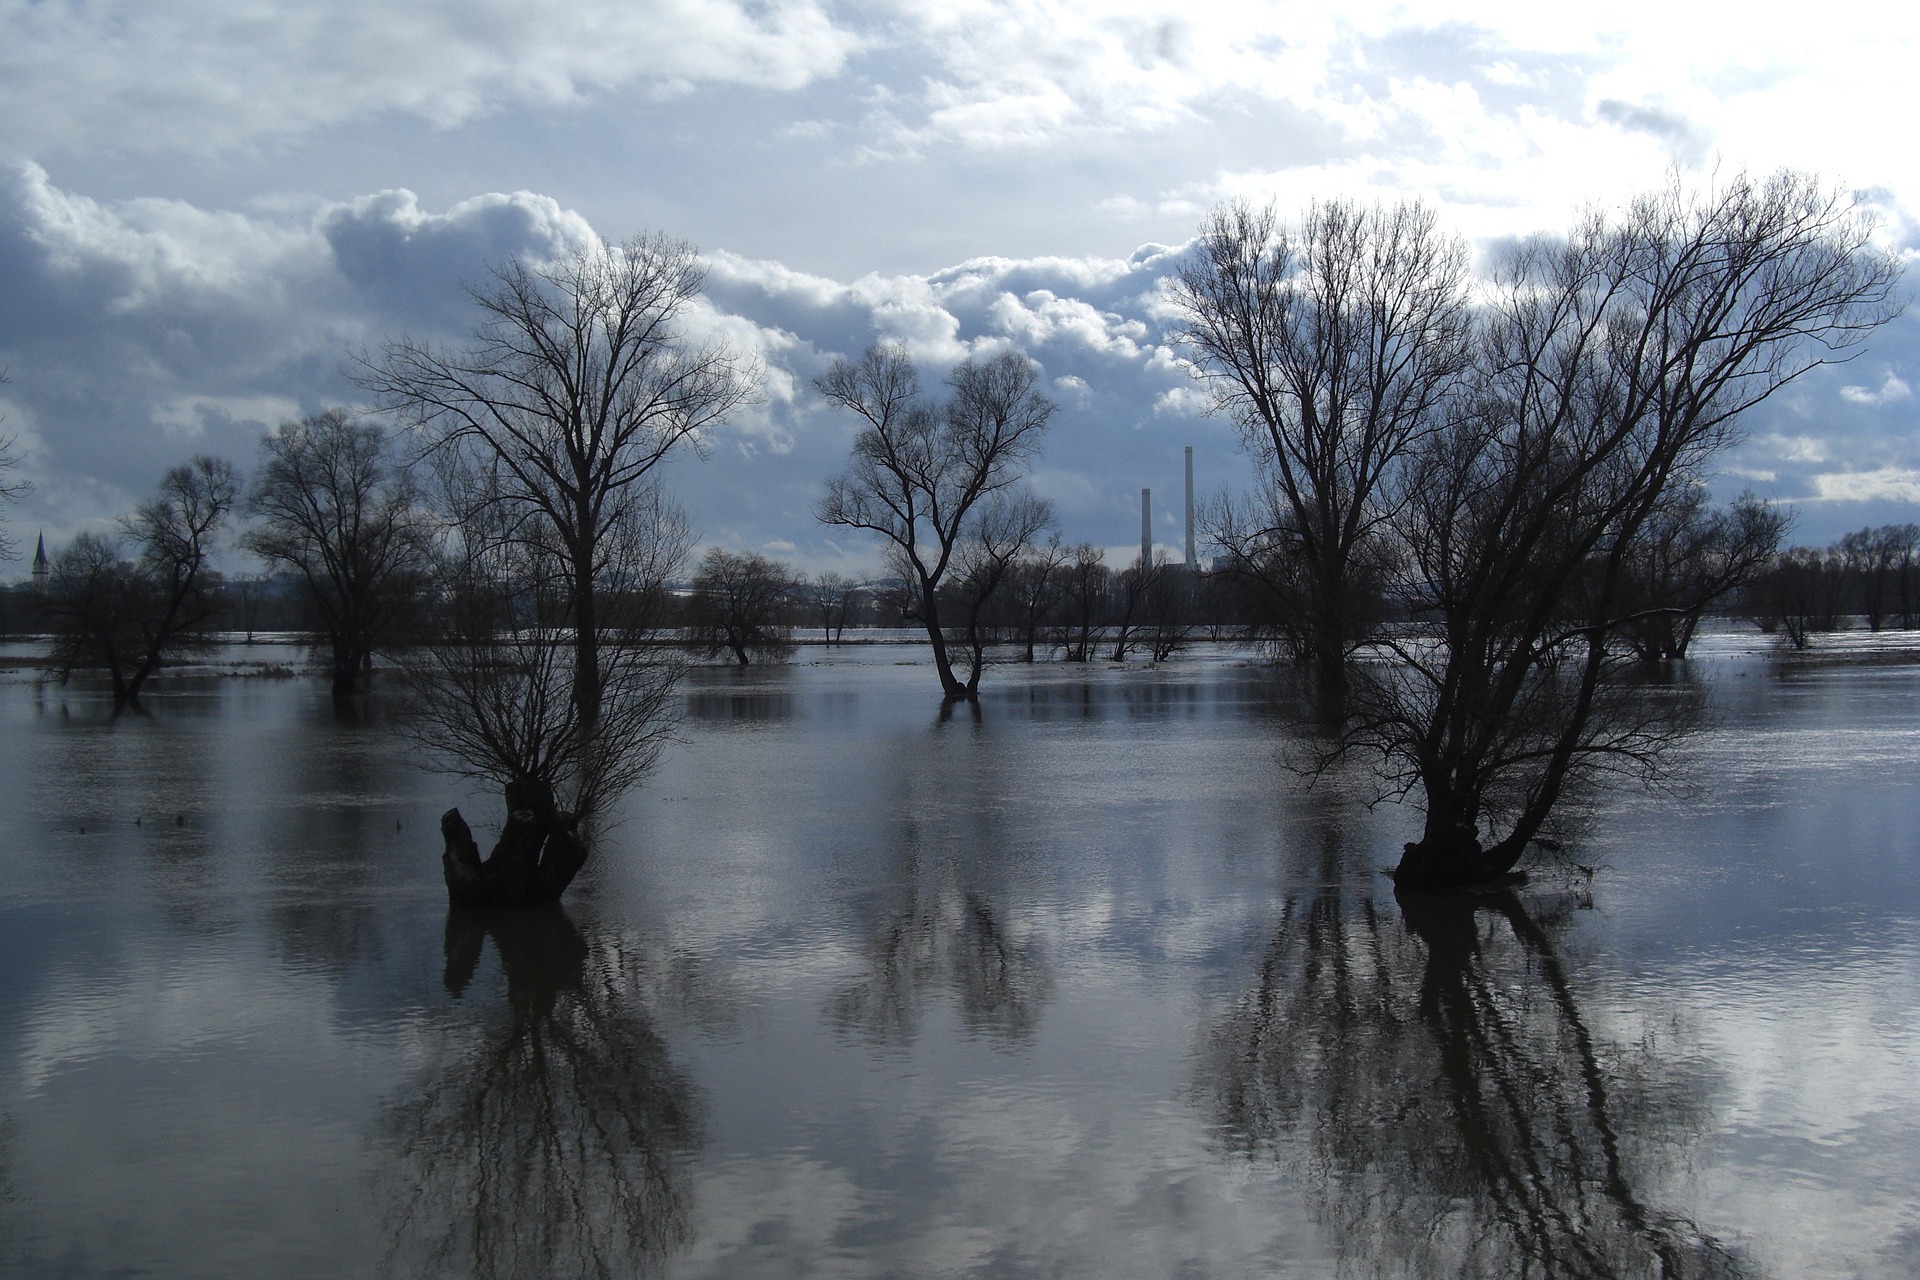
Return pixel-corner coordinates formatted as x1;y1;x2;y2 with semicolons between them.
5;1;1919;308
1763;434;1832;465
5;162;322;315
986;290;1150;357
1840;372;1913;407
1153;386;1209;417
1811;468;1920;504
0;0;861;155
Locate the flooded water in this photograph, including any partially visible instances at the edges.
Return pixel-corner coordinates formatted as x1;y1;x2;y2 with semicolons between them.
1;638;1916;1277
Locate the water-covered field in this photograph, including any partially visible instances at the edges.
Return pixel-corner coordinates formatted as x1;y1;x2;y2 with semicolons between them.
1;636;1916;1277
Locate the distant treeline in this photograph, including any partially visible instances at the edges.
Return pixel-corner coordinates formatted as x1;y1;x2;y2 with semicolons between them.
1746;524;1920;647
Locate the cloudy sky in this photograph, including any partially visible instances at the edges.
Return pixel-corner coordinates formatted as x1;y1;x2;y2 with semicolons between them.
2;0;1918;573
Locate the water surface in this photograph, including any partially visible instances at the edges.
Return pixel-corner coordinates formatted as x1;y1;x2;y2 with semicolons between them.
1;639;1916;1277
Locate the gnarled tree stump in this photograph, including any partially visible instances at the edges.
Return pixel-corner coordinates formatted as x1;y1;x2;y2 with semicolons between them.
440;778;590;907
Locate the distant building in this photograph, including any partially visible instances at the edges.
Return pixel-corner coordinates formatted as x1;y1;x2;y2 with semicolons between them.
30;532;47;594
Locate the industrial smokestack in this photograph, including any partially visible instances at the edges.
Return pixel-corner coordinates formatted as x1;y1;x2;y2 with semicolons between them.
1140;488;1152;569
1184;446;1195;566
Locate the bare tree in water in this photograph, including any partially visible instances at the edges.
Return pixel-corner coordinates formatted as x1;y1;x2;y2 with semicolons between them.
45;456;238;710
402;470;689;906
684;548;796;666
362;234;758;728
816;343;1054;700
1349;172;1900;889
246;410;431;696
944;489;1054;683
1172;199;1472;707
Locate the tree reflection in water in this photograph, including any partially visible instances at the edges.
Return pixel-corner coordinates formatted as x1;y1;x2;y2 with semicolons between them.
1203;822;1746;1278
379;907;703;1279
826;821;1052;1047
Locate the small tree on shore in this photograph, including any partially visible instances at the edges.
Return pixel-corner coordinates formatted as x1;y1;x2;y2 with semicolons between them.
1006;536;1068;661
1052;544;1110;662
806;572;862;646
1616;490;1787;663
1749;546;1848;647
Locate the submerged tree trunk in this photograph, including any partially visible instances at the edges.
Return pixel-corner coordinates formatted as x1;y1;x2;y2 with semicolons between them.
573;551;603;729
331;640;371;698
1392;827;1528;890
917;578;970;700
1392;776;1533;889
440;777;590;907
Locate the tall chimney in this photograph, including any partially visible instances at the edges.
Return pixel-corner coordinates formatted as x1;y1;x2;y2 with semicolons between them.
1140;488;1152;569
1184;446;1195;566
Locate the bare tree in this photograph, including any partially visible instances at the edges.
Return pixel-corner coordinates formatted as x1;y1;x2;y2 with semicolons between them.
945;489;1053;684
361;234;759;727
1201;488;1311;662
1172;199;1472;704
685;548;796;666
1617;490;1787;662
1199;485;1399;664
1051;543;1110;662
246;410;431;696
1139;555;1196;662
815;343;1055;699
404;472;691;906
1106;555;1157;663
1352;172;1901;889
804;571;862;646
1005;535;1069;661
1835;523;1920;631
1887;524;1920;627
1750;545;1848;648
46;456;238;709
44;532;134;689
